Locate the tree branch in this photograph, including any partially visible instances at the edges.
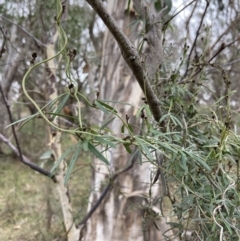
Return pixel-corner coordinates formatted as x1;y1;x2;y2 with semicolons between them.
0;132;53;178
0;15;46;48
183;0;209;78
180;36;240;81
164;0;197;28
85;0;162;122
78;148;140;226
0;84;54;179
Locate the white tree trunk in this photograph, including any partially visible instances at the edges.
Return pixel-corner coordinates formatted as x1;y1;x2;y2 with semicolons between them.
46;30;80;241
85;1;177;240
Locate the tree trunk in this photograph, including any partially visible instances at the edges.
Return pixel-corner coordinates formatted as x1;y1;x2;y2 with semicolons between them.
85;1;177;240
0;23;21;153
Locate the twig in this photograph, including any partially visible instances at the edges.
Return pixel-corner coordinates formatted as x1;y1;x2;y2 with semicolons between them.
78;182;112;226
0;133;53;177
0;84;53;179
208;37;240;63
185;0;198;35
187;36;240;79
0;15;46;48
0;58;26;66
183;0;209;78
78;144;140;226
211;24;232;51
164;0;197;27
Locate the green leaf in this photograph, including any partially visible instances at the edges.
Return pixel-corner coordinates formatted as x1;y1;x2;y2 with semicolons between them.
6;113;38;129
128;148;140;163
39;150;52;160
220;212;233;234
100;116;116;130
123;143;132;154
127;0;131;15
95;100;117;114
157;141;178;154
135;137;153;162
170;115;183;128
145;105;153;119
166;222;183;229
83;140;88;151
136;105;146;119
7;92;69;129
102;99;133;106
184;151;211;171
53;93;70;118
48;92;70;110
127;123;134;133
50;143;78;174
95;136;116;148
88;142;110;165
159;113;170;123
179;150;188;172
64;143;82;184
121;125;125;133
94;100;108;114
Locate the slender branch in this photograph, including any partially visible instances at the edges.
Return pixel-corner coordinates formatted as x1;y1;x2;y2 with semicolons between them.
85;0;162;122
0;58;26;66
185;0;198;34
211;24;233;51
183;0;209;78
164;0;197;27
208;37;240;63
0;84;53;179
0;15;46;47
78;182;112;226
78;147;140;226
183;36;240;80
0;133;53;178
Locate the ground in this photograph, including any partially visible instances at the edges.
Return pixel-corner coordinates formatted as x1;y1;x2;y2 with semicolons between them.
0;119;91;241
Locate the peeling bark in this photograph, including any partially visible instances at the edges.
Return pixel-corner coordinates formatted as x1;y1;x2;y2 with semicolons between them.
46;30;80;241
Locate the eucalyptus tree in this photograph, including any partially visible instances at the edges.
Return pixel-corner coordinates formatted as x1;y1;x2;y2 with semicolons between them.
1;0;240;241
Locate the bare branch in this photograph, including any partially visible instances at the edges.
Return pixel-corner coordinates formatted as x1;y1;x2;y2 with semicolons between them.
78;148;139;226
183;36;240;80
164;0;197;27
0;132;53;178
78;182;112;226
0;84;53;179
185;0;198;34
208;37;240;63
0;15;46;48
183;0;210;78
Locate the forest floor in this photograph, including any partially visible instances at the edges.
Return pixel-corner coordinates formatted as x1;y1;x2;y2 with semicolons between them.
0;120;91;241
